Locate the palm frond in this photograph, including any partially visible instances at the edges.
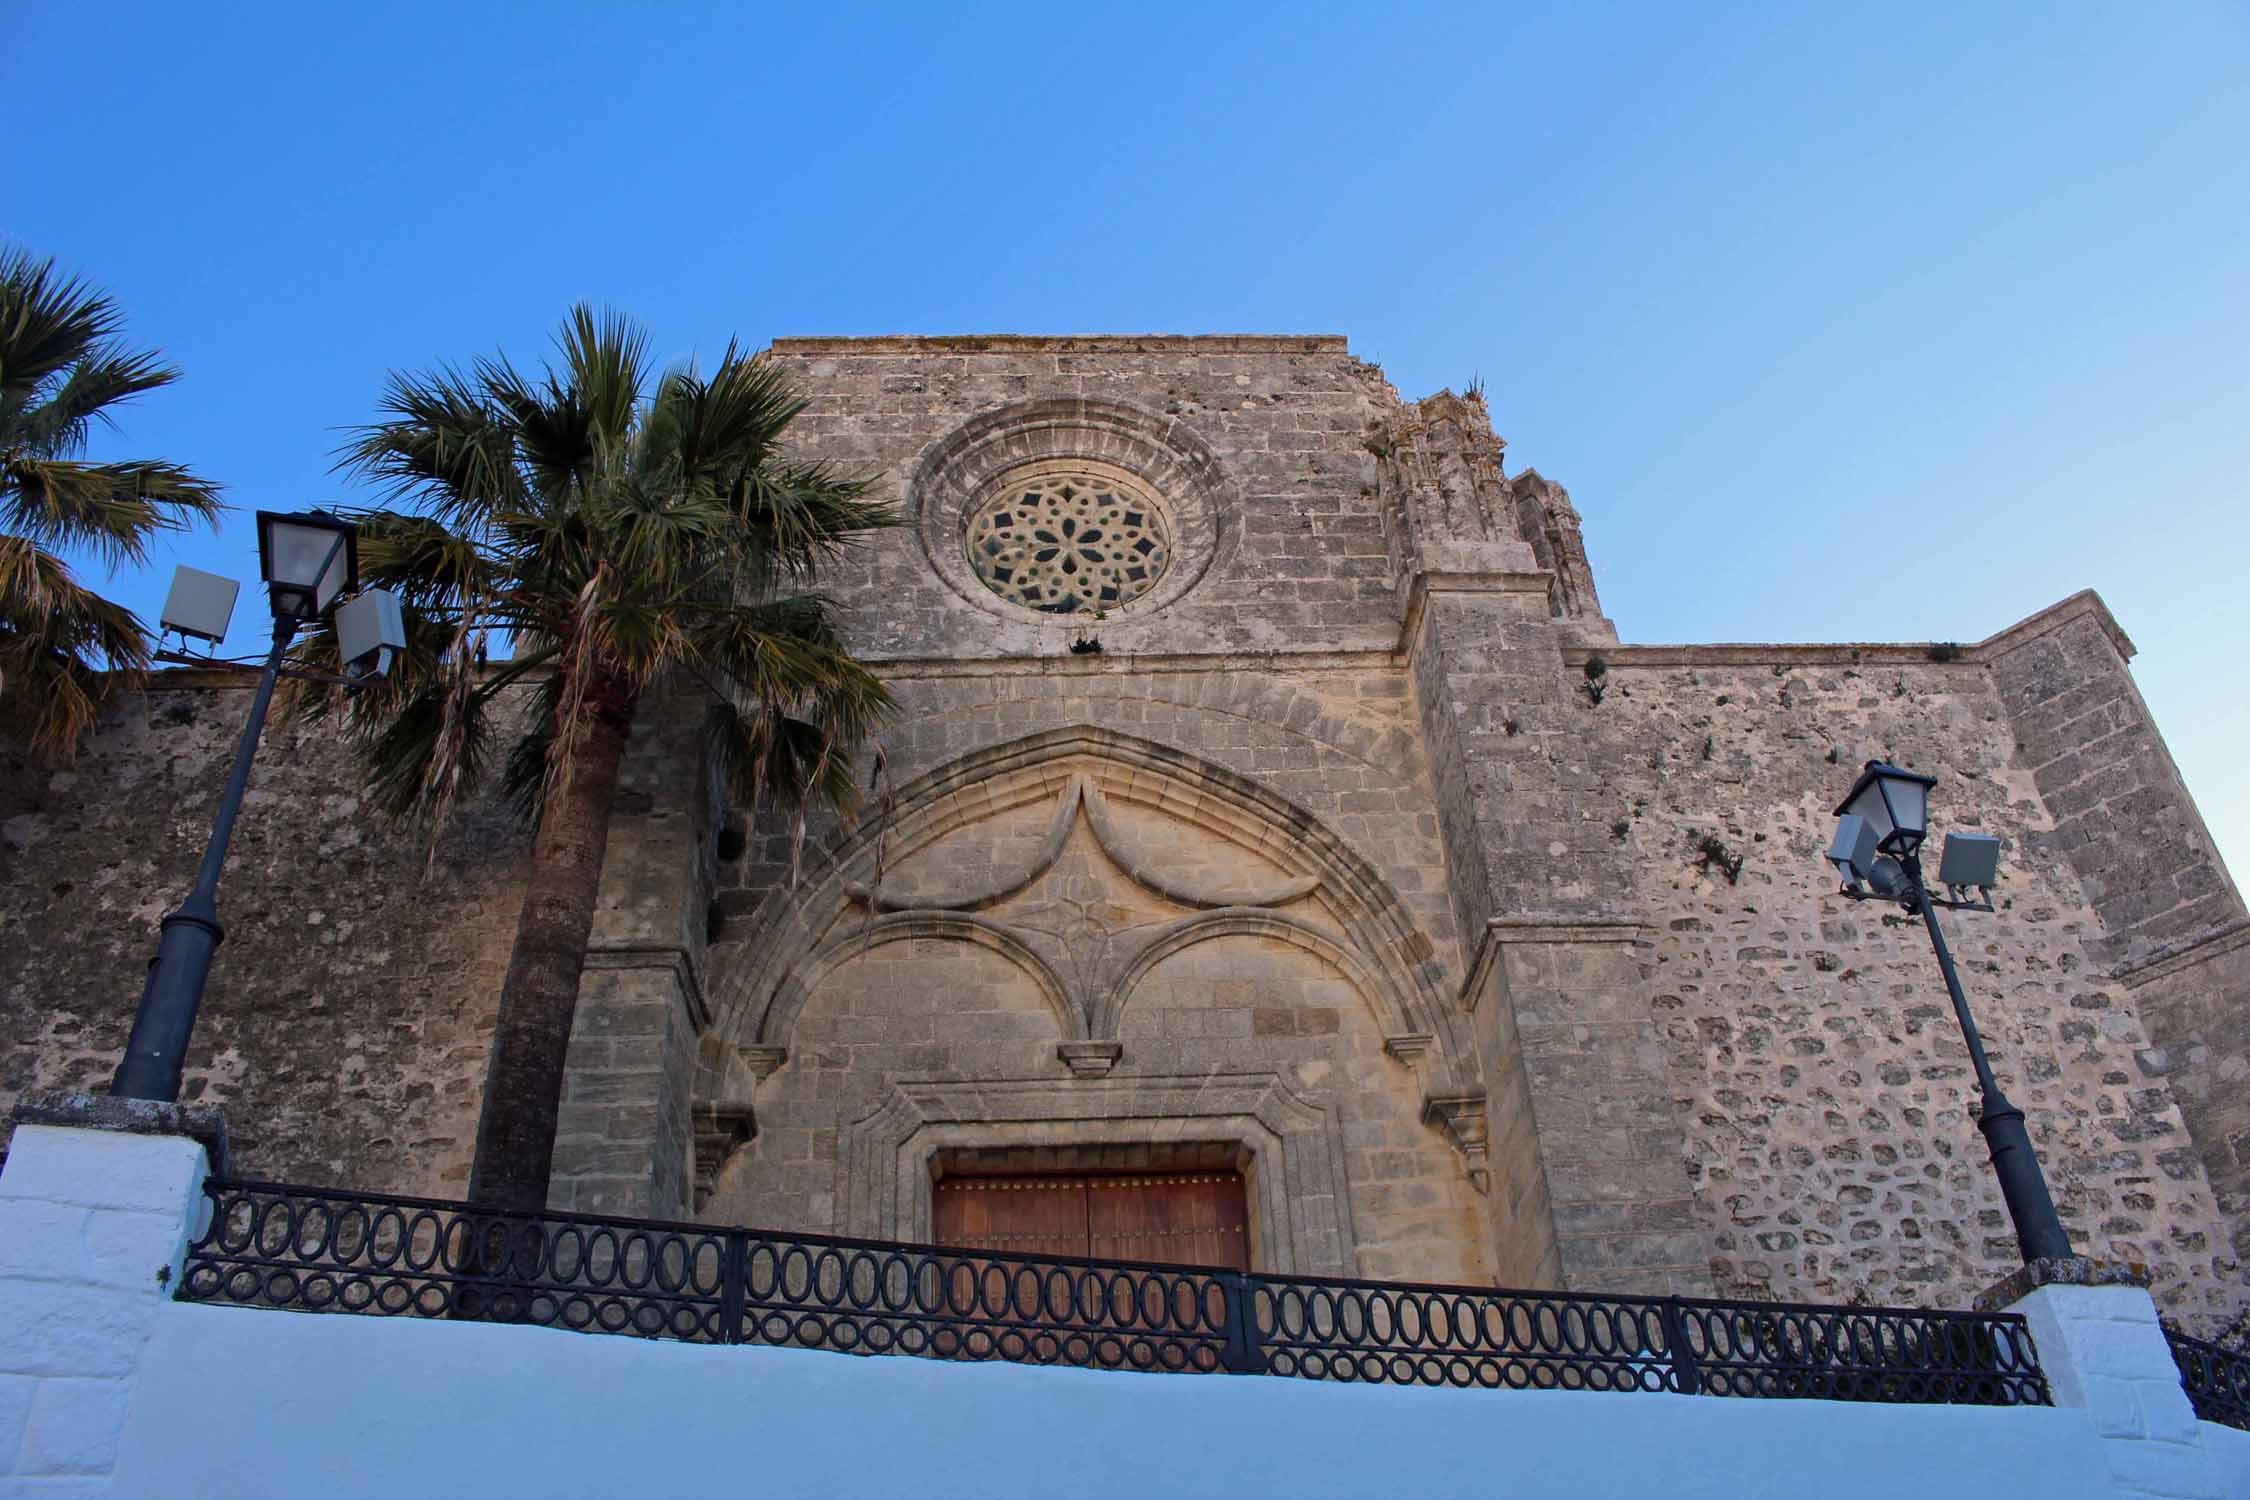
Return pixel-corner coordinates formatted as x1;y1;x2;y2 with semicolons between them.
727;459;896;588
497;674;565;824
553;304;649;458
346;508;505;611
658;343;804;486
333;366;523;529
333;306;891;845
0;249;124;408
0;538;149;755
2;459;221;567
352;675;498;821
689;596;892;743
9;346;181;459
701;698;862;816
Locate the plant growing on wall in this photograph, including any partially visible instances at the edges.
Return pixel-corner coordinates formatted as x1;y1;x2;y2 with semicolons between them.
1693;832;1744;885
312;307;895;1213
0;248;224;755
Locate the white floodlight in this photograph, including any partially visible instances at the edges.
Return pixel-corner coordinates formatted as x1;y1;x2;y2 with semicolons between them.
158;566;239;646
1827;814;1878;890
1937;833;2002;891
334;589;407;680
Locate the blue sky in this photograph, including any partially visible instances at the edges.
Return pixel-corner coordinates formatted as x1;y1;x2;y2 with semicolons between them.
7;2;2246;874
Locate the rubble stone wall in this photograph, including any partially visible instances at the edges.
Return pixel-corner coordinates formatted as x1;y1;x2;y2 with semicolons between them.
1569;641;2240;1326
0;685;528;1196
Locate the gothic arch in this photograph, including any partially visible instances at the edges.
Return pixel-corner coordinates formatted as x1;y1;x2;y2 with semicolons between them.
766;911;1085;1049
711;727;1475;1093
1098;907;1427;1049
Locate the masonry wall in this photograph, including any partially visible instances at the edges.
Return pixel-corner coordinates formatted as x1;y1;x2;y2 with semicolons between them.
764;335;1402;662
701;661;1495;1284
1571;641;2241;1328
0;686;527;1196
1983;602;2250;1280
1;335;2242;1340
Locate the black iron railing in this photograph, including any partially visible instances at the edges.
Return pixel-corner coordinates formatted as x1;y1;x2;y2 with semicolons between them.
2165;1322;2250;1432
177;1178;2048;1407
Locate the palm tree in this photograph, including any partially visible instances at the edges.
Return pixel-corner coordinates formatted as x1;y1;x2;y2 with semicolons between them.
321;306;894;1214
0;249;223;754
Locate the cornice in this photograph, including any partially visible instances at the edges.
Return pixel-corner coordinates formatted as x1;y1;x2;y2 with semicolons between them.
1970;589;2135;664
1458;916;1647;1011
2116;917;2250;990
1397;565;1557;661
1549;591;2133;672
767;334;1350;356
865;647;1401;680
583;942;710;1032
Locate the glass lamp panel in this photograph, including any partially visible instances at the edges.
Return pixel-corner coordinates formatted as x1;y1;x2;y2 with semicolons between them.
1876;772;1930;841
257;511;357;619
309;534;351;613
1841;777;1897;847
262;517;341;591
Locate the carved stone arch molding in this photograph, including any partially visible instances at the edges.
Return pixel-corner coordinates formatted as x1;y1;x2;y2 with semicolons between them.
909;396;1238;624
711;727;1478;1097
1097;907;1423;1045
769;911;1088;1047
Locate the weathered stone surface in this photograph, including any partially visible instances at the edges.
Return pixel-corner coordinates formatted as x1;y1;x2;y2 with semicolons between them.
0;687;529;1196
1974;1254;2154;1313
11;1091;229;1178
0;336;2240;1338
1569;642;2239;1326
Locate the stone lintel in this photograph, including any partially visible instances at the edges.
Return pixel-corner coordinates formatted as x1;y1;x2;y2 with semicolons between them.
1561;642;1983;669
1487;917;1646;945
11;1089;229;1177
583;943;709;1033
1972;1254;2155;1314
1056;1041;1124;1079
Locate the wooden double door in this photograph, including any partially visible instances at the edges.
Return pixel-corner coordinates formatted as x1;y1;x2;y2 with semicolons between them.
933;1170;1250;1271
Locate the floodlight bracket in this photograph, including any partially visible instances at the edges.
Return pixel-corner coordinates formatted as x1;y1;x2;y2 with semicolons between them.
1833;882;1993;914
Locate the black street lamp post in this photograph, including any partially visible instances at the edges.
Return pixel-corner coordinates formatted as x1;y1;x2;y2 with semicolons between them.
1825;760;2075;1266
111;510;400;1102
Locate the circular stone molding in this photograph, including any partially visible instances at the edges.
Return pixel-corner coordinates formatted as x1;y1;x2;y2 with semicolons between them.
909;397;1233;625
965;462;1171;616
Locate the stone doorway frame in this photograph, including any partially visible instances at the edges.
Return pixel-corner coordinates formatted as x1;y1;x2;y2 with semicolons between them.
841;1073;1356;1276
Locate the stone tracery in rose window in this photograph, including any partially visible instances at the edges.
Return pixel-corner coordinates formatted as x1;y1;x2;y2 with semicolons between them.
965;468;1173;615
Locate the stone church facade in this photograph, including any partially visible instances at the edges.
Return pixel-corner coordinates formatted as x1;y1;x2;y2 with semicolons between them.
2;335;2244;1329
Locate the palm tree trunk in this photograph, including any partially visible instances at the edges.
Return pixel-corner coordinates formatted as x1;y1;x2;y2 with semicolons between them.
467;672;638;1214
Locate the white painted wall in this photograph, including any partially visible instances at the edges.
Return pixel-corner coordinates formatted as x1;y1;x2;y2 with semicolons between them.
2209;1423;2250;1495
117;1300;2111;1500
3;1122;2242;1500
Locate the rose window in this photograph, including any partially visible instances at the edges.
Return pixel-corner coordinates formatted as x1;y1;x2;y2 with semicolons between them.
965;467;1172;615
